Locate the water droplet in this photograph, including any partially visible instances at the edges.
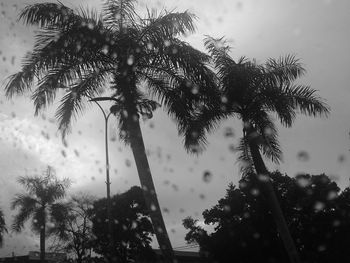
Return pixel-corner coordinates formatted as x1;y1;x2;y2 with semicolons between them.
296;177;311;188
250;188;260;196
258;174;269;182
101;45;109;55
224;127;234;137
327;191;338;200
147;42;153;50
127;55;134;65
297;151;309;162
202;170;212;183
314;201;325;212
164;40;171;47
317;245;326;252
125;159;131;167
338;154;346;163
150;204;157;211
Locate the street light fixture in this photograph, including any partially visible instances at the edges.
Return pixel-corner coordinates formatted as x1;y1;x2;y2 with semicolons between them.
89;97;118;257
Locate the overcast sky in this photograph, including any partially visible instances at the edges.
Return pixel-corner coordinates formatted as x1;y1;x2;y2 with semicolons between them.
0;0;350;257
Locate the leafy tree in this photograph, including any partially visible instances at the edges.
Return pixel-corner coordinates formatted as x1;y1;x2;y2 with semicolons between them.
11;167;70;263
0;209;7;247
91;186;155;262
185;36;330;262
49;193;96;263
4;1;217;260
183;172;350;263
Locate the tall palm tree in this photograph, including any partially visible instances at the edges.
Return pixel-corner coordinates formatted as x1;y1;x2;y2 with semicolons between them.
185;36;330;263
0;209;7;247
11;167;70;263
4;1;217;261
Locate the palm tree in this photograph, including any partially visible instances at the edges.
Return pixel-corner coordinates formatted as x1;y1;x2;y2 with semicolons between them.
185;36;330;263
0;209;7;247
4;1;217;261
11;167;70;263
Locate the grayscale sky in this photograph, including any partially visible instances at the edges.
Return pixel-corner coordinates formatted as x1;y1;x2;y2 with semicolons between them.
0;0;349;256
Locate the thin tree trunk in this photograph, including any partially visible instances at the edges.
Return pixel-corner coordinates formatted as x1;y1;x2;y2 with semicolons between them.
40;222;45;263
247;138;301;263
127;116;174;263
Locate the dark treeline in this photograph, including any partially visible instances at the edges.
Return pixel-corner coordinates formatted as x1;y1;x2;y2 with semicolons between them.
184;171;350;263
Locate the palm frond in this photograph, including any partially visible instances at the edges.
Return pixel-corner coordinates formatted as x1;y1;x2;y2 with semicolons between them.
139;10;196;42
4;64;35;98
246;110;282;164
254;84;296;127
265;55;306;85
204;35;235;71
103;0;137;29
283;84;330;118
16;176;43;196
11;195;38;232
31;73;67;116
237;137;254;177
19;2;76;28
48;202;72;239
55;70;108;136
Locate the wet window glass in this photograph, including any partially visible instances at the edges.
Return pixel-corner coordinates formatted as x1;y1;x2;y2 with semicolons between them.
0;0;349;262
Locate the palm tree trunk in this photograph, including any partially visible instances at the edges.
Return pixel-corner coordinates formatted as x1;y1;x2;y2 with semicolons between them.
127;116;174;263
247;138;301;263
40;222;45;263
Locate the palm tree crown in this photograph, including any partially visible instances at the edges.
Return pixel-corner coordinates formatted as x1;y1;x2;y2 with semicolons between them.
11;167;70;263
5;0;216;140
187;36;330;172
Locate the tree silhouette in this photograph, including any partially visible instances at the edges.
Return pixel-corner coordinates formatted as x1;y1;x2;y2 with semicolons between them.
49;193;96;263
91;186;155;262
4;2;216;260
0;209;7;247
184;172;350;263
11;167;70;263
184;36;330;263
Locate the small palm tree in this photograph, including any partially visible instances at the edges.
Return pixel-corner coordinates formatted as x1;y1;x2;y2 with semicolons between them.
11;167;70;263
4;1;217;261
0;209;7;247
185;36;330;263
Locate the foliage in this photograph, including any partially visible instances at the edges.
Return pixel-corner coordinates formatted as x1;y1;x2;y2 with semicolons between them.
5;2;219;259
91;186;155;262
183;171;350;263
11;166;70;261
4;0;217;142
49;193;96;263
0;209;7;247
185;36;329;173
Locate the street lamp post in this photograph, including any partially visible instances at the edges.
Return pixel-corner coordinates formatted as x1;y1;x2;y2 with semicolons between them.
89;98;114;258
